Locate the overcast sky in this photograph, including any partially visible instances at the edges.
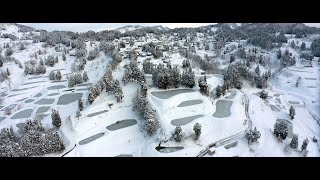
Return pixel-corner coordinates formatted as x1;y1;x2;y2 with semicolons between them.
20;23;320;33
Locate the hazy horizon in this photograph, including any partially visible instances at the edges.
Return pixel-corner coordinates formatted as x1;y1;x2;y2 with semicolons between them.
20;23;320;33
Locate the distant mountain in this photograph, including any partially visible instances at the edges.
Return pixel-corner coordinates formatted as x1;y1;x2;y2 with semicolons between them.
213;23;242;29
114;25;170;33
115;25;144;33
151;25;170;31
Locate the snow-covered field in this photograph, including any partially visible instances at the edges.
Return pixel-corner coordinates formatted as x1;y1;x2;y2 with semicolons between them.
0;23;319;157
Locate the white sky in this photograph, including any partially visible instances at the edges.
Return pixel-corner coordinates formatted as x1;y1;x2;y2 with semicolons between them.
20;23;320;33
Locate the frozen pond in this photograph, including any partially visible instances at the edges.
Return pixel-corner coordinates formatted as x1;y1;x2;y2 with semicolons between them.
270;105;280;112
306;86;317;88
114;154;133;157
274;94;281;97
225;92;236;99
212;100;233;118
34;93;42;97
275;98;281;104
21;80;46;86
76;88;89;91
25;99;35;103
8;93;25;97
0;117;6;121
28;76;43;80
4;104;16;110
151;89;195;99
277;119;293;138
63;89;75;92
106;119;137;131
35;98;55;105
51;68;66;71
16;98;28;102
290;70;312;73
177;100;203;107
12;86;38;92
51;80;67;83
10;109;33;119
48;93;60;96
78;83;93;87
87;110;109;117
288;101;299;105
224;141;238;149
304;78;317;80
57;93;82;105
155;146;184;153
171;114;204;126
36;106;50;113
79;132;105;145
47;85;66;90
267;96;273;99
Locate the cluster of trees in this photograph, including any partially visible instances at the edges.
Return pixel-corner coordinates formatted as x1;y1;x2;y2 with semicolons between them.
75;48;87;59
152;63;181;89
290;134;298;149
173;126;183;142
78;98;84;112
0;69;10;82
132;90;159;135
110;51;122;70
0;118;64;157
119;41;126;48
288;134;309;156
45;55;59;67
70;57;86;73
273;120;289;141
24;60;46;75
198;75;209;96
278;49;296;68
182;59;191;68
300;52;314;61
49;70;62;81
88;66;123;104
179;49;215;72
214;63;271;99
1;33;18;40
222;64;244;90
128;50;138;61
142;42;163;59
99;41;122;69
99;41;116;55
245;127;261;145
259;90;268;100
122;60;146;85
311;38;320;57
173;122;202;142
87;47;100;60
152;63;195;89
5;47;14;57
142;59;153;74
193;123;202;140
181;67;196;88
247;33;277;49
289;106;295;120
67;73;83;87
51;109;62;128
238;48;269;67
